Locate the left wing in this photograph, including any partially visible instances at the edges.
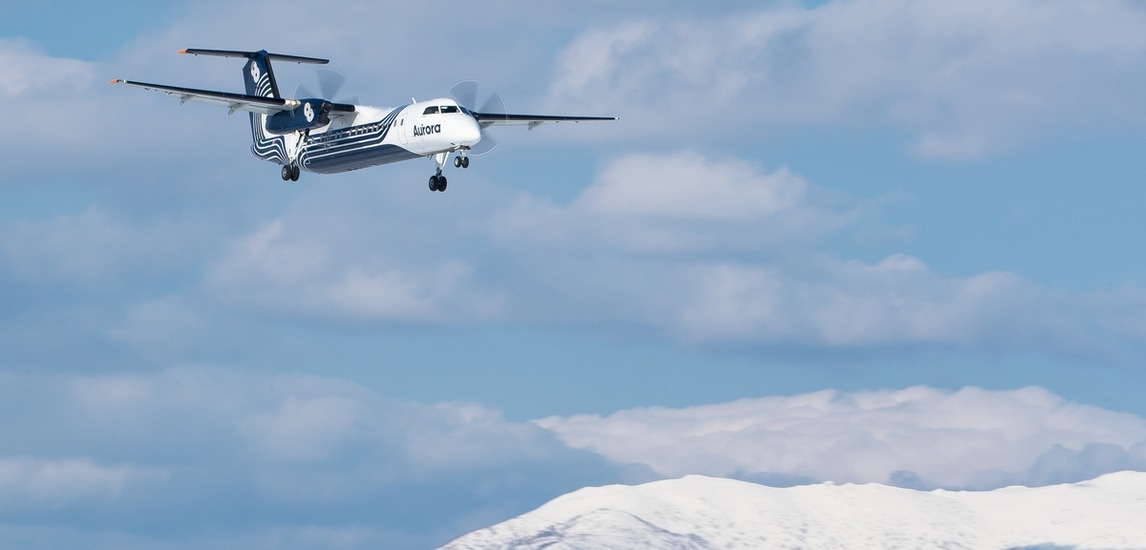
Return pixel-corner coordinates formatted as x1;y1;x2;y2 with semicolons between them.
471;111;617;129
109;79;302;115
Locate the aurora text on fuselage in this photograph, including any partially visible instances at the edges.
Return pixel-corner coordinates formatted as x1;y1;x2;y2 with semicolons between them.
413;123;441;136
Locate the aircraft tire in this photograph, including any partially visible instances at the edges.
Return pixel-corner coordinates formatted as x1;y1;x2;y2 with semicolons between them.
454;156;462;168
429;175;439;192
461;157;470;168
290;165;301;181
438;176;447;192
281;165;292;181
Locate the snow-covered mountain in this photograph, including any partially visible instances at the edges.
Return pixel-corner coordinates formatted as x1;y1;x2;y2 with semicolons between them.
439;471;1146;549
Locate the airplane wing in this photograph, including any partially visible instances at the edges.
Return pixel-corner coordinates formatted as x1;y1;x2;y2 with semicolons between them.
471;112;617;129
109;79;300;115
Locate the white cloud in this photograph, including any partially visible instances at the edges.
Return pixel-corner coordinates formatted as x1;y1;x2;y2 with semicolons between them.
4;2;1145;366
484;152;1117;356
0;457;167;509
537;386;1146;490
106;298;205;359
0;206;215;285
240;394;366;462
547;0;1146;157
0;38;101;154
487;151;855;254
0;368;636;548
207;212;505;323
670;255;1048;347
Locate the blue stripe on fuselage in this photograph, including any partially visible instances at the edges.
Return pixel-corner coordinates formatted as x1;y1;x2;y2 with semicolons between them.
297;105;415;173
302;143;420;173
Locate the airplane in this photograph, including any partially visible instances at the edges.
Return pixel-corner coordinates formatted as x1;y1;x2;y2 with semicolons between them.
111;49;616;192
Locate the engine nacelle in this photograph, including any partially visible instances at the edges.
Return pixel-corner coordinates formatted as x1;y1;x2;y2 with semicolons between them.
265;99;332;134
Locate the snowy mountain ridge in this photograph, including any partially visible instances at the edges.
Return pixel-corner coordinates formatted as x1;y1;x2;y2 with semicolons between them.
439;471;1146;549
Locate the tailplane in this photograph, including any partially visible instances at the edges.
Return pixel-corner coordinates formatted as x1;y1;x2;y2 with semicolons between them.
179;49;329;98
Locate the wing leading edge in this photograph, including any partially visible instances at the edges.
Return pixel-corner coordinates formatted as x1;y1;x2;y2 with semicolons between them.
471;111;617;129
110;79;299;115
108;80;355;116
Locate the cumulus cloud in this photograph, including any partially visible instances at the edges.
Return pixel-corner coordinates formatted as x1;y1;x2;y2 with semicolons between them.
7;368;1144;547
0;458;167;510
0;38;101;154
5;2;1146;367
484;151;1126;357
487;151;855;253
669;256;1053;347
0;207;214;285
537;386;1146;490
0;368;639;549
547;0;1146;157
206;200;506;323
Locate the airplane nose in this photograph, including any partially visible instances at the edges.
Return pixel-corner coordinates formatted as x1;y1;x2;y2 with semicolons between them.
462;117;482;146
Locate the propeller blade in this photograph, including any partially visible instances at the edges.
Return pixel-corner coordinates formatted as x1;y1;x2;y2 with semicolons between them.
449;79;478;109
479;90;506;119
470;133;498;157
316;68;347;100
449;80;503;156
293;83;315;100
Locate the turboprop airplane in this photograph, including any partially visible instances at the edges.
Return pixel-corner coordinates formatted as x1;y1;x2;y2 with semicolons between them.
111;49;616;192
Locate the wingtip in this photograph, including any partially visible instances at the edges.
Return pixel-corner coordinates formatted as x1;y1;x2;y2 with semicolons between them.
178;49;188;55
109;78;124;85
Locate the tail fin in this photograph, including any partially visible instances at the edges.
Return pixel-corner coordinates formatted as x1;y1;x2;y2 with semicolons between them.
179;49;329;163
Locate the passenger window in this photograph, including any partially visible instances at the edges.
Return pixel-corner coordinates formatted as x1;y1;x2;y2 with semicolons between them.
423;106;439;115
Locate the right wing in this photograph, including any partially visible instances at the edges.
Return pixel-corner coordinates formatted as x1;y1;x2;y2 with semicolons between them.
471;111;618;129
109;79;302;115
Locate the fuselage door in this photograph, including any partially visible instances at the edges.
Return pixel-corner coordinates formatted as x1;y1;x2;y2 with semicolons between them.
398;108;409;145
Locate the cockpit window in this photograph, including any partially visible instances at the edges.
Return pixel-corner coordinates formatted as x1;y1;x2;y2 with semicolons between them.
423;106;439;115
440;105;459;114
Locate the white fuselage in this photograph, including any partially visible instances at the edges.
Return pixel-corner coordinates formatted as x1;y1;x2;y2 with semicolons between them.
279;98;482;174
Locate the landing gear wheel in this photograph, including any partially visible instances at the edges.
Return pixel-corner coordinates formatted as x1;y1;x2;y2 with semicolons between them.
461;156;470;169
437;176;447;192
281;165;292;181
290;164;301;181
429;175;440;192
453;156;462;168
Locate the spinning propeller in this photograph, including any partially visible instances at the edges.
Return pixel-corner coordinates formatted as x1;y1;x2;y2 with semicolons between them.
295;68;358;105
449;79;506;156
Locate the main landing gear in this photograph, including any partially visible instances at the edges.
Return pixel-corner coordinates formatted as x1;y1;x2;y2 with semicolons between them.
429;171;448;192
280;163;300;182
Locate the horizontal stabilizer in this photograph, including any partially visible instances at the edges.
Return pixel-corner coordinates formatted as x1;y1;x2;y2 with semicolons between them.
179;48;329;65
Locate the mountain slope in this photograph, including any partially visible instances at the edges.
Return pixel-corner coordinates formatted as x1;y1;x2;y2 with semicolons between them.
439;471;1146;549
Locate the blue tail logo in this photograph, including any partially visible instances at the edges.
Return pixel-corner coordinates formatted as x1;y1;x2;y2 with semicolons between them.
243;51;278;98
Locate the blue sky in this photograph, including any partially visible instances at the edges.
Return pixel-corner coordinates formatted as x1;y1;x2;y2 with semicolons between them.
3;1;1146;547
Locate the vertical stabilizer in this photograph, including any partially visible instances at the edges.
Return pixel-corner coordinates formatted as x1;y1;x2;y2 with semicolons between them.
242;50;278;98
